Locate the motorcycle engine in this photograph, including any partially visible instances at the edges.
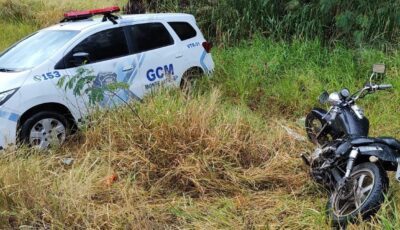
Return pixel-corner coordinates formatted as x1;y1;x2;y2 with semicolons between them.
309;145;337;189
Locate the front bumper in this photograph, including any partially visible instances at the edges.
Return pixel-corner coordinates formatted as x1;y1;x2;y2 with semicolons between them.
0;110;19;149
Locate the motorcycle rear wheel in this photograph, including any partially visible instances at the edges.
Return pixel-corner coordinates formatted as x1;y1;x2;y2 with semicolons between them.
327;162;388;227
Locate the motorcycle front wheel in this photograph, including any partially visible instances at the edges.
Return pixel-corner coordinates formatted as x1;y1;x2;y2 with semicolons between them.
305;111;333;145
327;162;388;227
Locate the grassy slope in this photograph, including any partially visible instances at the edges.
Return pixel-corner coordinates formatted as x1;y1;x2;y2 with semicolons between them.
1;0;400;229
0;0;124;50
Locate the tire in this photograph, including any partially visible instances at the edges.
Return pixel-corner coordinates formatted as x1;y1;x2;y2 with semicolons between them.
180;68;203;93
305;112;334;145
327;162;388;227
19;111;69;149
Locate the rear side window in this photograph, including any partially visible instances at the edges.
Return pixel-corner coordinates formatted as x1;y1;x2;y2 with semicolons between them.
168;22;197;41
127;23;174;54
60;27;129;68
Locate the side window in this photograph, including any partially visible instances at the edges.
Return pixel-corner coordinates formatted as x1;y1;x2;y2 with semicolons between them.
168;22;197;41
59;27;129;69
127;23;174;54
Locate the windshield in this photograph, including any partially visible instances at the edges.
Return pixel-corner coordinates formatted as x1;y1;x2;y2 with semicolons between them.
0;30;79;72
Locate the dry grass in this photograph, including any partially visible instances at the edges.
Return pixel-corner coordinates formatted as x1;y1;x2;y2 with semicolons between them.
0;0;125;26
0;89;325;229
1;88;396;229
0;0;127;51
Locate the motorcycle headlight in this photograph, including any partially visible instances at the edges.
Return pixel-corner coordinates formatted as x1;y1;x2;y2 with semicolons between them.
0;88;18;106
328;92;341;105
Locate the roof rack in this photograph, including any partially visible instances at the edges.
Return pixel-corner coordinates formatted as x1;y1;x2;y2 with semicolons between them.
60;6;120;24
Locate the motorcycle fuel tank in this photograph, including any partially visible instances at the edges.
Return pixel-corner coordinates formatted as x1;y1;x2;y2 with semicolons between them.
332;107;369;137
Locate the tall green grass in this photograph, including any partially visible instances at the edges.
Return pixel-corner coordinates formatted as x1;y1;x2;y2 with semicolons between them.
2;0;399;48
127;0;400;48
205;37;400;135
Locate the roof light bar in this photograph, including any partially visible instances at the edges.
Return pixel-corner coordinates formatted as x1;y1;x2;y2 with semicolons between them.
61;6;120;24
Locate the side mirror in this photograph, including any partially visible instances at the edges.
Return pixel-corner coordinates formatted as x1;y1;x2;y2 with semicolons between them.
373;64;385;74
70;52;90;67
319;91;329;104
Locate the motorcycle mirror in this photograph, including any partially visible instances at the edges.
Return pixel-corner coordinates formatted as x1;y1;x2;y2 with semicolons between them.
373;64;385;74
319;91;329;104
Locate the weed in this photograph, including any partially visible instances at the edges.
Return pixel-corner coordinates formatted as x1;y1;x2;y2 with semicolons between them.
0;1;400;229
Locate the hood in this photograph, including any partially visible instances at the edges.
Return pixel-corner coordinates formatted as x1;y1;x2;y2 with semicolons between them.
0;71;30;92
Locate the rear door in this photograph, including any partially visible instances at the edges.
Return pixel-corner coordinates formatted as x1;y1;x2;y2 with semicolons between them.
167;21;198;68
125;22;185;98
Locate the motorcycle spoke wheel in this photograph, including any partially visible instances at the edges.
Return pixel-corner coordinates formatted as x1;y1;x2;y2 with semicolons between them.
333;169;375;217
305;113;333;145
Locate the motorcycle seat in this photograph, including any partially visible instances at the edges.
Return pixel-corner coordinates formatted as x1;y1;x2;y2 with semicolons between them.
377;137;400;150
349;137;400;150
350;137;375;146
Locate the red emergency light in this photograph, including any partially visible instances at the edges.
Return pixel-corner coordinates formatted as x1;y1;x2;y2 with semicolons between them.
61;6;120;24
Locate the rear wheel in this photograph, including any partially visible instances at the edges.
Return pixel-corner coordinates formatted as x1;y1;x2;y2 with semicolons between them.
180;68;203;93
19;111;69;149
327;162;388;227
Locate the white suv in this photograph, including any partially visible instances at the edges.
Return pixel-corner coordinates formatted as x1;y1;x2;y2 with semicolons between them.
0;6;214;149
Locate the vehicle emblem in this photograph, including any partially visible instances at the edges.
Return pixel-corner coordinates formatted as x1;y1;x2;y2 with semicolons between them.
33;75;42;81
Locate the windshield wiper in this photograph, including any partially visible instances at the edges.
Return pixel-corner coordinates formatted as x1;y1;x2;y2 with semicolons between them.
0;68;15;72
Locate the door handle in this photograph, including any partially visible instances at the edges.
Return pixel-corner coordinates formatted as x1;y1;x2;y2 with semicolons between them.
123;65;134;72
175;54;183;59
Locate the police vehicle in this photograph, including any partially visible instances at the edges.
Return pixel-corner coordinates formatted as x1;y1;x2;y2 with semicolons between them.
0;6;214;149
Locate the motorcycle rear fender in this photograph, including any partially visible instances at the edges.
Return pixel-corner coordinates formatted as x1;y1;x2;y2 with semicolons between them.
335;141;398;162
357;144;398;162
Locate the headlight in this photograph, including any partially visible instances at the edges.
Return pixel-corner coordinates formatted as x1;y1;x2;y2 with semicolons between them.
328;92;341;106
0;88;18;106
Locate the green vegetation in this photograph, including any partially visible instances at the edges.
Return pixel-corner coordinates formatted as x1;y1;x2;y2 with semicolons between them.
209;38;400;136
129;0;400;47
0;0;400;229
0;0;125;50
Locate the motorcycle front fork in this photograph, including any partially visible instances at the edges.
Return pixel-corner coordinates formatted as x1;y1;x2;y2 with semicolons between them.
337;148;359;190
340;149;400;185
303;147;400;185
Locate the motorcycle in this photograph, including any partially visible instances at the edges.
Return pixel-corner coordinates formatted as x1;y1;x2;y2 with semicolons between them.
302;64;400;226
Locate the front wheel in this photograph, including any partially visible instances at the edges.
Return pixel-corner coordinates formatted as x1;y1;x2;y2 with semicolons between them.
327;162;388;226
305;111;333;145
19;111;70;150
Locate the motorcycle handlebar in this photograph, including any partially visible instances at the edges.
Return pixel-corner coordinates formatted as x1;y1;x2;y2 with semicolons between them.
337;83;393;104
378;84;393;90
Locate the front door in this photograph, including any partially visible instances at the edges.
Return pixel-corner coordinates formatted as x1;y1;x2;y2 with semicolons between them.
59;26;139;112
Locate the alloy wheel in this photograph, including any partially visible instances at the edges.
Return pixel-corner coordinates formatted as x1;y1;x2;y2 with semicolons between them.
29;118;66;149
